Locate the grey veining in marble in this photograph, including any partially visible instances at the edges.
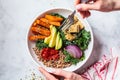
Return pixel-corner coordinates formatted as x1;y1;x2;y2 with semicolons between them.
0;0;120;80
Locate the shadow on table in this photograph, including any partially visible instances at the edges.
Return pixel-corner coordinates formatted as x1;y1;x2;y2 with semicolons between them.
75;29;102;74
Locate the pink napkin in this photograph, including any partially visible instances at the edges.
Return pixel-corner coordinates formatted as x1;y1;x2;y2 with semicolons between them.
81;47;120;80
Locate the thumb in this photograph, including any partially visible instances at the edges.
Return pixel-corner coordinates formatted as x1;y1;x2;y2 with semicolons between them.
76;3;97;11
51;69;73;78
51;69;84;79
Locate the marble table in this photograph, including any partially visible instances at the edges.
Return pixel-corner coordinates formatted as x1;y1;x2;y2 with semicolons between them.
0;0;120;80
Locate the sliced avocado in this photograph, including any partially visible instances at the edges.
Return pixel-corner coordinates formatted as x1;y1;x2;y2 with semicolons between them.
58;38;62;49
50;25;53;31
44;35;51;44
49;26;57;48
55;32;62;50
44;25;53;44
55;32;60;50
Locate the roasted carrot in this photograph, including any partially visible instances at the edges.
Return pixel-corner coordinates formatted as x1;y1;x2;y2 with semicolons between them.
35;19;50;29
29;35;47;41
45;14;63;22
33;22;37;27
31;27;50;36
40;18;61;26
49;21;60;26
40;18;49;24
32;31;40;35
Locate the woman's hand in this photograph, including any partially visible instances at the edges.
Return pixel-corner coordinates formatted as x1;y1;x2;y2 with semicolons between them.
75;0;120;18
39;67;84;80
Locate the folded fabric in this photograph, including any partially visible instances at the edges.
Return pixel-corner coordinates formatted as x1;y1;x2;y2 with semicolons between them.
81;47;120;80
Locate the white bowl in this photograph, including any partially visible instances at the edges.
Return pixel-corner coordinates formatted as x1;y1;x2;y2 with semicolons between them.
27;8;94;72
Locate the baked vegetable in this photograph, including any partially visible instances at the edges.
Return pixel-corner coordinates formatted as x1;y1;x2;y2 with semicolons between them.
29;35;47;41
40;18;61;26
45;14;63;22
65;45;82;58
31;27;50;36
35;19;50;29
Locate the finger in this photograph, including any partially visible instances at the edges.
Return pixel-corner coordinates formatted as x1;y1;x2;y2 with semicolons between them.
86;0;94;3
75;0;81;5
83;11;91;18
79;11;86;18
78;11;91;18
39;67;58;80
64;79;69;80
76;3;99;11
51;69;74;79
85;11;91;17
50;73;63;79
75;0;94;5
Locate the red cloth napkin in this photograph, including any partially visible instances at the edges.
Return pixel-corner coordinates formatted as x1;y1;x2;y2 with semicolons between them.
81;47;120;80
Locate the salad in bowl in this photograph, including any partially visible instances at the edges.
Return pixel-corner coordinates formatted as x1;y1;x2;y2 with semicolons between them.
27;8;93;72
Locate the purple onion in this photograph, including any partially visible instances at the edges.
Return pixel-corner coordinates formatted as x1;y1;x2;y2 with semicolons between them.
65;45;82;58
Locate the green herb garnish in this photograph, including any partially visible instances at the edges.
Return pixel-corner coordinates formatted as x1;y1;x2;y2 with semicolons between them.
36;40;48;50
63;50;85;65
73;29;91;50
50;13;65;19
60;29;91;50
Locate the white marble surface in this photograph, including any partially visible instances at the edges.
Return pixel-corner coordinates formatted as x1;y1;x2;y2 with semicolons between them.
0;0;120;80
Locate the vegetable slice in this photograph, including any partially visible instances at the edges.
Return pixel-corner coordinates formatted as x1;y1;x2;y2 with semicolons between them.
45;14;63;22
55;32;62;50
49;25;57;48
29;35;47;41
44;35;51;44
40;18;61;26
31;27;50;36
65;45;82;58
55;32;60;50
58;38;62;49
35;19;50;29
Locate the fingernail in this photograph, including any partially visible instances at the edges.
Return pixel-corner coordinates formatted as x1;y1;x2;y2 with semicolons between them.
76;4;82;10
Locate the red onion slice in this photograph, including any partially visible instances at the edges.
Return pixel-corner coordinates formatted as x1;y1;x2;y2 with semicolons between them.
65;45;82;58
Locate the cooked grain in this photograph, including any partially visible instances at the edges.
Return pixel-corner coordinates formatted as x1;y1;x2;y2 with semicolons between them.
33;47;71;68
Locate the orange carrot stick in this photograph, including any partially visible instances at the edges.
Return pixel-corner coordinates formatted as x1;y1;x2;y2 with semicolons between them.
35;19;50;29
40;18;61;26
31;27;50;36
29;35;47;41
45;15;63;22
40;18;49;24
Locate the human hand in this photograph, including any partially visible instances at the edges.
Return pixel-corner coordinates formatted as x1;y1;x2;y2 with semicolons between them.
75;0;120;18
39;67;84;80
